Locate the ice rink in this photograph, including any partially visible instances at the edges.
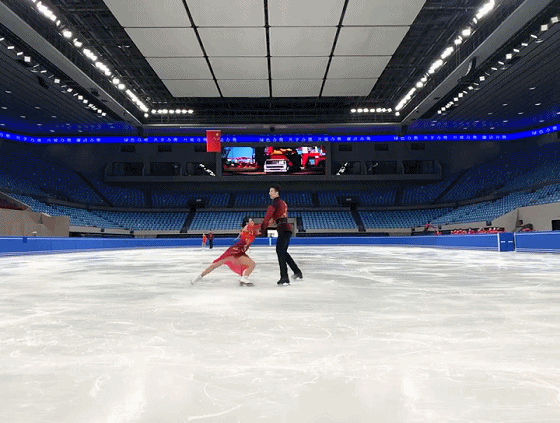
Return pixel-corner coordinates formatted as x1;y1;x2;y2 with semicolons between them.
1;245;560;423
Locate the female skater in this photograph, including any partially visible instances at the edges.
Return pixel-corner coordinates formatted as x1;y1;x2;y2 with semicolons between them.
191;216;259;286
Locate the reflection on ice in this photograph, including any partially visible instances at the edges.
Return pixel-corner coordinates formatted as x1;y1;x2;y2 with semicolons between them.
1;246;560;422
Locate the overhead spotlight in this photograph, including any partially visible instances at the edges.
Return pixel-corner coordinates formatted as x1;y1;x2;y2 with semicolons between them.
24;56;31;62
162;109;168;114
387;108;392;113
66;88;73;92
357;108;363;113
441;46;454;59
101;112;106;117
188;109;194;114
78;95;83;100
54;78;60;84
395;112;400;116
468;86;474;90
117;83;125;90
144;113;149;118
513;48;520;53
112;78;120;85
454;37;462;45
497;61;504;65
416;81;423;88
530;34;538;39
350;109;356;113
458;93;464;98
363;108;369;113
438;110;442;114
505;53;512;60
479;76;486;81
521;42;529;47
7;45;15;50
151;109;157;114
62;30;72;38
73;39;83;48
541;24;549;32
453;97;459;102
461;28;472;37
490;66;498;71
551;16;559;24
181;109;187;114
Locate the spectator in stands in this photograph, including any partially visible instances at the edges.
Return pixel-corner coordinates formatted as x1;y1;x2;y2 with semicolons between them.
207;231;214;249
260;185;302;286
192;217;259;286
202;233;207;248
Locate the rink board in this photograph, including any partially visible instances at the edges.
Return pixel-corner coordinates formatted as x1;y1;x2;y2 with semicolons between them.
0;233;517;255
515;231;560;253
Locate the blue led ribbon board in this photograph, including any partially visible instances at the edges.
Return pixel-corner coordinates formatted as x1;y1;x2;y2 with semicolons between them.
0;124;559;144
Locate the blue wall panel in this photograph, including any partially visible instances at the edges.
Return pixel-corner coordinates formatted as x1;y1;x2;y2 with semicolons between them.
515;231;560;253
1;234;503;256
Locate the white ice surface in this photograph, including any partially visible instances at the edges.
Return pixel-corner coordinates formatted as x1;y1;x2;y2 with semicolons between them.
1;246;560;422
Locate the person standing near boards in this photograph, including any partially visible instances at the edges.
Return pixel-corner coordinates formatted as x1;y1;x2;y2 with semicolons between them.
260;185;302;286
207;231;214;249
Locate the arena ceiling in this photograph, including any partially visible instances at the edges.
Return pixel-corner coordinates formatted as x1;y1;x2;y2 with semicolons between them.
0;0;560;135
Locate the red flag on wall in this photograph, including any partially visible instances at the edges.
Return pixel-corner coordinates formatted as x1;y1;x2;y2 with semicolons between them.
206;130;221;152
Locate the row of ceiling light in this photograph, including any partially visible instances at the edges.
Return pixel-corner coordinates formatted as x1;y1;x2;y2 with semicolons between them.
351;0;496;118
438;15;559;116
0;33;108;118
28;0;184;119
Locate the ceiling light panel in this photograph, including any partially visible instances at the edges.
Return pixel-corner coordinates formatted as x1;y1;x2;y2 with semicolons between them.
147;58;213;79
103;0;191;27
272;79;322;97
163;80;220;97
327;56;391;79
198;28;266;56
268;0;345;26
269;27;337;56
219;80;269;97
186;0;264;26
126;28;202;57
335;27;409;55
209;57;268;79
271;57;329;79
343;0;427;26
322;78;377;96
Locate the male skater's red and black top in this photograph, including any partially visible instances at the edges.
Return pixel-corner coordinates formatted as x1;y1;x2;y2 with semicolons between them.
261;197;292;233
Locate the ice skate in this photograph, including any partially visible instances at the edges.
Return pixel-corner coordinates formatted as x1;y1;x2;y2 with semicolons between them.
191;274;203;285
239;276;254;286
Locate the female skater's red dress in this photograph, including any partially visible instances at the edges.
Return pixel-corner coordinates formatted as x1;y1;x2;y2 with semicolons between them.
212;222;258;276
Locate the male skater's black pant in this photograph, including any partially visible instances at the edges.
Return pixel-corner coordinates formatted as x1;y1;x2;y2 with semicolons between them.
276;230;300;280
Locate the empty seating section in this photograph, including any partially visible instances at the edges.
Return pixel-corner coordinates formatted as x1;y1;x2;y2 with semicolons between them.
151;191;229;208
0;150;102;203
7;194;117;228
360;209;451;229
234;192;271;207
441;142;560;202
190;211;262;231
91;181;146;207
318;190;395;206
282;191;313;207
295;211;356;230
91;211;186;230
401;176;455;205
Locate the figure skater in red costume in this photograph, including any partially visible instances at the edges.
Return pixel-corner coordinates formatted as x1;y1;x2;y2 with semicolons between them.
191;216;259;286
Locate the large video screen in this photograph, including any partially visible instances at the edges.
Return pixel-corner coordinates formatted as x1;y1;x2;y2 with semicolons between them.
222;145;326;176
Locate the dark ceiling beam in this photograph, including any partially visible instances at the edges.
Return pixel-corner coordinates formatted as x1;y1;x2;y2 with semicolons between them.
0;0;142;126
402;0;554;125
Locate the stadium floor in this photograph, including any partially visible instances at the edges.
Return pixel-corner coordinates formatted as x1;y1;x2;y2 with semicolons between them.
1;246;559;422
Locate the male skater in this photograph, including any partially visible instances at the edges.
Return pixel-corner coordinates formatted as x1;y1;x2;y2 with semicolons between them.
260;185;302;286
